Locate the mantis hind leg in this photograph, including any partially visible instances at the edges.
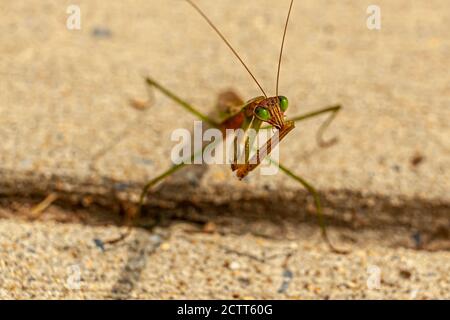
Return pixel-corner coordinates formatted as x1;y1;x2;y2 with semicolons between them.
275;161;349;254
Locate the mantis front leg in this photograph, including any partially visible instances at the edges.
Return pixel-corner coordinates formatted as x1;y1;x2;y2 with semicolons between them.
290;105;342;147
233;121;295;179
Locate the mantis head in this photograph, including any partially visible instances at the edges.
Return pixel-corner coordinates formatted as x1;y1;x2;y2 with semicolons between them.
253;96;289;130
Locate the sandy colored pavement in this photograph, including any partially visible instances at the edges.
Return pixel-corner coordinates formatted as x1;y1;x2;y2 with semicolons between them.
0;0;449;299
0;205;449;300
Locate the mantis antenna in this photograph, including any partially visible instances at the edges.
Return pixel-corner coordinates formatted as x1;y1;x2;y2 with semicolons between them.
276;0;294;97
185;0;268;98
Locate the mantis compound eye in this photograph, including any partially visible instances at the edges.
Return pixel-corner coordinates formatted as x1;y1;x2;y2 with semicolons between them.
255;107;271;120
279;96;289;112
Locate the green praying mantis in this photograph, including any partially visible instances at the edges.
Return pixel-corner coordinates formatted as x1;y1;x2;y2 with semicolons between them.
122;0;347;253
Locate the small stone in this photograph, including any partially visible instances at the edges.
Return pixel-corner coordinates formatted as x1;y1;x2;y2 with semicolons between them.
149;234;162;245
238;277;251;286
410;153;425;167
160;242;171;251
93;239;105;252
399;269;412;279
129;99;150;111
203;222;216;233
229;261;240;270
91;27;112;38
81;196;93;207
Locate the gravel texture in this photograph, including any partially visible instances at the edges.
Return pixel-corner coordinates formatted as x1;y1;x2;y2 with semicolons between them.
0;208;448;300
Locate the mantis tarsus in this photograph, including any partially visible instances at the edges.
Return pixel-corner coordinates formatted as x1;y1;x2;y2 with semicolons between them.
114;0;347;253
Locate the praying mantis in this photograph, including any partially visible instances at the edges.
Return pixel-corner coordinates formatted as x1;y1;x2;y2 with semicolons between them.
133;0;346;253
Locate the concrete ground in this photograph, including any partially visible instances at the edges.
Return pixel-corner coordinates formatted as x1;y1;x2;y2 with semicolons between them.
0;201;448;299
0;0;449;299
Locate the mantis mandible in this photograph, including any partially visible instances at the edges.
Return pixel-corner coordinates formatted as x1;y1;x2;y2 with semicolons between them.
136;0;346;253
